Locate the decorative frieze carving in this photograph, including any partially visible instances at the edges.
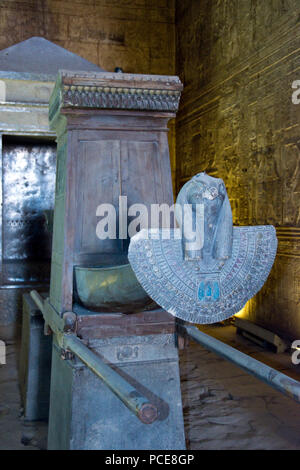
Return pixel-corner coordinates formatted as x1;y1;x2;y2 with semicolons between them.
61;85;181;112
49;70;182;123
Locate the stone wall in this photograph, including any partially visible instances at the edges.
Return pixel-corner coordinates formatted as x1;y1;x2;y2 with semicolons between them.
176;0;300;340
0;2;177;338
0;0;175;75
0;1;177;186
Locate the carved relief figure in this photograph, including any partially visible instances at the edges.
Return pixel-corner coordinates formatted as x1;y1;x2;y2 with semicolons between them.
255;141;281;225
283;143;300;226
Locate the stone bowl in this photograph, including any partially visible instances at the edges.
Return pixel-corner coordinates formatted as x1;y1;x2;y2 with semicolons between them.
74;263;156;313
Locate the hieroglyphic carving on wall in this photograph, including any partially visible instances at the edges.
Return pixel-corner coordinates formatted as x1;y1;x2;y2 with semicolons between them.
176;0;300;338
282;142;300;226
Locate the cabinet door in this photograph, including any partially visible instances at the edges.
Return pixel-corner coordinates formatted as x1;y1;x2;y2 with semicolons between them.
77;140;122;256
122;140;161;206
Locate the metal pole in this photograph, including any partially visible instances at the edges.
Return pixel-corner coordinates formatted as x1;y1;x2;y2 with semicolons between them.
183;324;300;404
30;290;44;313
63;334;158;424
29;290;158;424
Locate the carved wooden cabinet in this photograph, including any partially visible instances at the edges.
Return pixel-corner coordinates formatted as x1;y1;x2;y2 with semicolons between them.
49;70;182;315
46;71;186;450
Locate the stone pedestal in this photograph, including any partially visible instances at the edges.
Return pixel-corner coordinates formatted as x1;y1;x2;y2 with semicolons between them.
48;332;185;450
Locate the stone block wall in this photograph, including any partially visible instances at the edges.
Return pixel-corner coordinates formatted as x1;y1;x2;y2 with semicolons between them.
0;1;177;187
0;0;175;75
176;0;300;339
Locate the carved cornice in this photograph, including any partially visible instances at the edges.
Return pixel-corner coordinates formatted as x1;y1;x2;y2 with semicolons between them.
61;84;181;111
49;70;183;126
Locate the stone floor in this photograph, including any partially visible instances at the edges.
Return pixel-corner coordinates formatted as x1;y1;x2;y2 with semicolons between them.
180;325;300;450
0;340;48;450
1;324;300;450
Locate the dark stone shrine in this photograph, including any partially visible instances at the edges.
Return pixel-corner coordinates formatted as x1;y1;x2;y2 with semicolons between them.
30;69;185;450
